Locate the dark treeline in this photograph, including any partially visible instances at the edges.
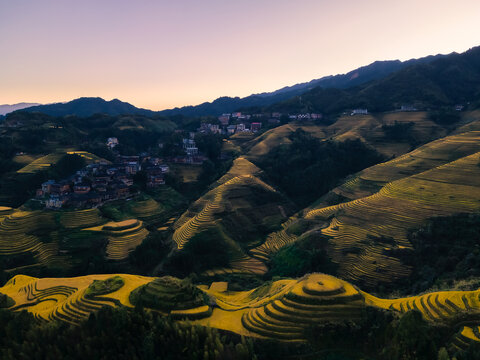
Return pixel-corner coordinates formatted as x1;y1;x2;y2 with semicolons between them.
396;213;480;295
259;129;384;207
0;306;479;359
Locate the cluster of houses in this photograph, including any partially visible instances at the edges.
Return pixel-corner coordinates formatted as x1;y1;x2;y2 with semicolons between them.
213;112;324;135
36;155;169;210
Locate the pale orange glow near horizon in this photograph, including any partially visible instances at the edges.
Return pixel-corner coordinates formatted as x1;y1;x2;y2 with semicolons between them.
1;0;480;111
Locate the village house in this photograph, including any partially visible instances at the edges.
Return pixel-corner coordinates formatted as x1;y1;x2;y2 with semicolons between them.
106;137;119;149
73;183;91;195
251;122;262;132
400;105;417;112
227;125;236;135
147;175;165;188
351;109;368;115
125;162;141;175
49;181;71;195
236;123;246;132
218;115;230;126
46;195;68;210
183;138;198;156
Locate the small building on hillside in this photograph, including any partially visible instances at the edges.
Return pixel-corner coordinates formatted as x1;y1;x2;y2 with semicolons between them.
400;105;417;112
218;115;230;126
183;138;198;156
73;183;91;195
106;137;119;149
147;175;165;188
251;122;262;132
49;181;70;195
227;125;236;135
46;195;68;209
41;180;55;194
351;109;368;116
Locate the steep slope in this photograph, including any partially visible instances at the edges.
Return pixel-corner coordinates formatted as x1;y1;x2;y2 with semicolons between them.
0;208;107;272
170;157;294;275
243;111;444;163
158;55;443;117
269;46;480;114
251;131;480;287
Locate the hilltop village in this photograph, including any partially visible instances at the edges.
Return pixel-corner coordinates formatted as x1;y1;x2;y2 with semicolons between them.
30;110;326;210
35;154;170;210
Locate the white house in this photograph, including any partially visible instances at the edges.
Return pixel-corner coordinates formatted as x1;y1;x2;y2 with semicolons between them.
106;137;119;149
351;109;368;116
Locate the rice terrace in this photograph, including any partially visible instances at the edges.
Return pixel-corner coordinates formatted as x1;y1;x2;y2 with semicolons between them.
2;2;480;358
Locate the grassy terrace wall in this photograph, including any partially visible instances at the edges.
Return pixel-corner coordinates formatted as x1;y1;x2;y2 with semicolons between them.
171;157;290;275
253;131;480;288
129;277;211;319
84;219;148;261
0;208;108;272
3;272;480;349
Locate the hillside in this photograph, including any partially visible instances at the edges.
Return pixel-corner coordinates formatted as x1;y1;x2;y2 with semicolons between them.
168;157;295;276
2;272;480;352
269;46;480;114
243;111;445;163
20;97;157;117
158;56;443;117
251;130;480;289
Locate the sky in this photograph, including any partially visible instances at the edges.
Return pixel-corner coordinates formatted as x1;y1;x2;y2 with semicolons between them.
1;0;480;111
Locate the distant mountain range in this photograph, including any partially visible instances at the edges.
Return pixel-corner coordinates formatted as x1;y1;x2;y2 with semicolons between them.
268;46;480;114
11;47;479;119
0;103;41;116
157;54;445;117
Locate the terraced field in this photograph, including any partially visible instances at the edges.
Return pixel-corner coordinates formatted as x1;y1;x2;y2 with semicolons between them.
3;272;480;348
250;216;299;261
243;112;444;162
302;149;480;287
315;131;480;208
171;157;291;274
129;276;212;319
0;210;60;268
60;208;104;229
0;208;108;270
250;131;480;288
0;274;151;324
129;198;164;223
17;151;106;174
17;153;65;173
84;219;149;260
245;124;326;160
198;273;480;345
327;112;443;157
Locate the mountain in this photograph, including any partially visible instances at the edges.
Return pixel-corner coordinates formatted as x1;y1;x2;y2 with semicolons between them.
20;97;157;117
0;102;41;116
269;46;480;114
158;55;444;117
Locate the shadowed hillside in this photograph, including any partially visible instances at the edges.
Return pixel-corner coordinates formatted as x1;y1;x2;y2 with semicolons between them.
251;131;480;289
167;157;295;276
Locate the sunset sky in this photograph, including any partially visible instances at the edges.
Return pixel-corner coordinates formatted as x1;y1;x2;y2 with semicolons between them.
1;0;480;110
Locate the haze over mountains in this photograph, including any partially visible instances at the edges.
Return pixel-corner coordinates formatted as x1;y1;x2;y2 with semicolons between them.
0;103;41;116
8;51;458;119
